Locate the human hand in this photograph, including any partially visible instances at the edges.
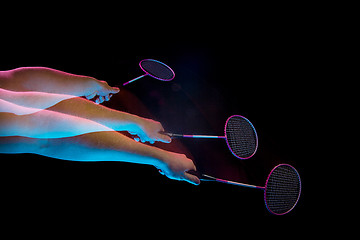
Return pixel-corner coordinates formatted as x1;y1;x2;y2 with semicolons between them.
156;152;200;185
130;118;172;144
85;79;120;104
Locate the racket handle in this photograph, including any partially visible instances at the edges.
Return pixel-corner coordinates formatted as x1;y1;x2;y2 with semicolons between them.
159;131;183;138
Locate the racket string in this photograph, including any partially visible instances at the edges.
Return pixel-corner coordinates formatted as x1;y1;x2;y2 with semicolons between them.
265;165;301;215
141;60;174;80
226;116;257;159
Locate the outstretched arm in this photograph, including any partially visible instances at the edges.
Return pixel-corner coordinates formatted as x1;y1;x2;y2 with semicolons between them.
0;99;114;138
0;67;119;103
0;132;200;185
0;90;171;144
46;97;172;144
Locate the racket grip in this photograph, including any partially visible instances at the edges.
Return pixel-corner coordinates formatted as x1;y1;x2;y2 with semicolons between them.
159;131;183;138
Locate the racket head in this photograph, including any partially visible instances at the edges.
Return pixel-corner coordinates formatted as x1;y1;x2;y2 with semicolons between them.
264;164;301;215
139;59;175;81
224;115;258;159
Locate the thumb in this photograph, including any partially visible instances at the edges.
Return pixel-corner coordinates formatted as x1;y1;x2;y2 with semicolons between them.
110;86;120;94
184;172;201;185
157;133;172;143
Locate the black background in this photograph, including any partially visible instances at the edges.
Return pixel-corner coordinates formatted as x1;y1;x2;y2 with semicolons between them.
1;14;315;220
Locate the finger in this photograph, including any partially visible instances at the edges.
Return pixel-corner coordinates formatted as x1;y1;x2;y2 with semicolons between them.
138;134;153;144
184;172;201;185
156;133;172;143
101;82;120;94
110;87;120;94
95;97;100;104
85;91;97;100
99;96;105;104
105;95;111;101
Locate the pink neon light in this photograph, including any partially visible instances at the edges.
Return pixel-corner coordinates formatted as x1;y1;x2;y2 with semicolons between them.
183;135;194;138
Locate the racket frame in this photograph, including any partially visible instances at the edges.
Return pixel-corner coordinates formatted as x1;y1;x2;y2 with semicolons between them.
263;164;302;215
224;115;258;160
122;59;175;86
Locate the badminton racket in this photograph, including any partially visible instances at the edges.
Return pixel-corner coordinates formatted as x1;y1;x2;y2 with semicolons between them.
122;59;175;86
162;115;258;160
188;164;301;215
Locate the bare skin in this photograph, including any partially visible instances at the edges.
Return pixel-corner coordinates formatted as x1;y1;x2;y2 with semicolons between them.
0;67;200;185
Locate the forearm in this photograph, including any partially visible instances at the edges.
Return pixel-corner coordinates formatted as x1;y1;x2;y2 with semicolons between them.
0;136;46;154
0;132;199;185
47;97;145;132
0;88;76;110
0;132;169;168
1;67;96;96
42;132;169;167
0;108;114;139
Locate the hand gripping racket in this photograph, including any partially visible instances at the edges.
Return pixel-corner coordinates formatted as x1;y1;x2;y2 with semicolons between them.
162;115;258;160
188;164;301;215
122;59;175;86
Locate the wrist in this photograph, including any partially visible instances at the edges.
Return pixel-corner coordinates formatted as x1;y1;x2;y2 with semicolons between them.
125;115;146;134
128;139;171;168
127;115;146;132
151;148;172;169
83;77;99;95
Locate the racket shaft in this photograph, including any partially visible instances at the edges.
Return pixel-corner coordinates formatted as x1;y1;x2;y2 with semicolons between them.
183;135;225;139
123;74;148;86
201;174;263;189
164;132;225;139
215;178;264;189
